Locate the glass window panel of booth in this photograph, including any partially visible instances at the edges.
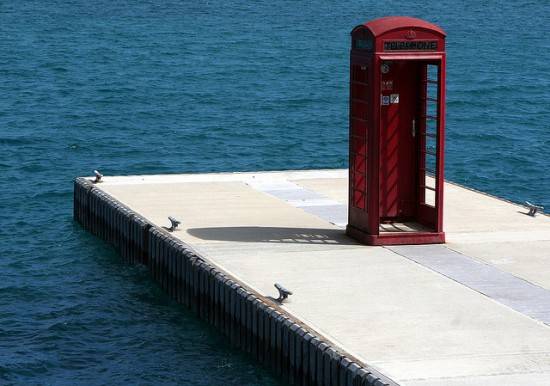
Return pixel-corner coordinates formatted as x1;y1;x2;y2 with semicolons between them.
426;101;438;117
352;170;367;209
423;148;437;207
425;133;437;151
350;64;369;210
426;118;437;137
426;65;439;97
425;154;436;174
427;64;439;81
352;64;368;84
351;152;367;209
351;100;368;120
424;183;436;206
350;119;368;210
421;64;440;207
352;83;368;101
351;65;369;120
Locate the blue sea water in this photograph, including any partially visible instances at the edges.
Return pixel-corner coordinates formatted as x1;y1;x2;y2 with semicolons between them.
1;0;548;384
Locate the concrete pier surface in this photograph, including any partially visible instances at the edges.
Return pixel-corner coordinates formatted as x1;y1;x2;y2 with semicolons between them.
84;169;550;385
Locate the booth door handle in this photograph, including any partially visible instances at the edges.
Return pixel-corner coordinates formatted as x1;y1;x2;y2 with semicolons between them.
412;119;416;138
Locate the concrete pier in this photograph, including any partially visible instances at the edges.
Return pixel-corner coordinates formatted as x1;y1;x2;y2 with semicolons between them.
74;169;550;386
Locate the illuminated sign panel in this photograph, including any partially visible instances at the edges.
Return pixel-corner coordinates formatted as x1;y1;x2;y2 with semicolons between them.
384;40;438;51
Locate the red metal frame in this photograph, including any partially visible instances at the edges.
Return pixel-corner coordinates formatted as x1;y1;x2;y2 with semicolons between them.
347;16;446;246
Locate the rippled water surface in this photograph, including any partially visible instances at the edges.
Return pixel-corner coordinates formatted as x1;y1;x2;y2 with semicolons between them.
1;0;549;384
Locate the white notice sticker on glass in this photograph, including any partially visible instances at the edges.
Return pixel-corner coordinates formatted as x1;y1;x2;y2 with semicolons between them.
381;95;390;105
390;94;399;104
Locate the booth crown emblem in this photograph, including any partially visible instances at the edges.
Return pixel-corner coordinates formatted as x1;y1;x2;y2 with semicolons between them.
405;30;416;39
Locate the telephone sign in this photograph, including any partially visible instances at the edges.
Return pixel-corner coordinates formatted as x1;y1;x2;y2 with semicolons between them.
384;40;438;51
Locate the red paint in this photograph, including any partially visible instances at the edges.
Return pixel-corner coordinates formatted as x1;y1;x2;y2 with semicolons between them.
347;16;446;245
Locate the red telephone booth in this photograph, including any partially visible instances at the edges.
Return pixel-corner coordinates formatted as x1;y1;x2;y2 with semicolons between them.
346;16;446;245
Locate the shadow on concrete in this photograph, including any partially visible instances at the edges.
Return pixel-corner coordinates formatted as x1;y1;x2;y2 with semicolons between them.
187;226;358;245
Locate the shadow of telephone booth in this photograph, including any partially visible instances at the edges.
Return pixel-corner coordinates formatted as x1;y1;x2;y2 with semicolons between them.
346;16;446;245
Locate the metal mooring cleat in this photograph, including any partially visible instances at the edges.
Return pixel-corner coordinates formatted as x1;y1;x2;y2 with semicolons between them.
93;170;103;183
525;201;544;217
167;216;181;232
274;283;293;303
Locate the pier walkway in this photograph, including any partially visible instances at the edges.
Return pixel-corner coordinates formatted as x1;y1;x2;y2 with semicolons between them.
84;169;550;385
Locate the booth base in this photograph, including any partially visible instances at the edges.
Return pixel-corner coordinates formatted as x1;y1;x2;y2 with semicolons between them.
346;224;445;245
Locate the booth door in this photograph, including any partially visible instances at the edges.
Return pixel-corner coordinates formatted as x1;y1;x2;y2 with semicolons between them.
379;61;421;220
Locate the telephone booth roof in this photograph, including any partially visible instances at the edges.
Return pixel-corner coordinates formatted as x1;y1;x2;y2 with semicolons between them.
355;16;446;37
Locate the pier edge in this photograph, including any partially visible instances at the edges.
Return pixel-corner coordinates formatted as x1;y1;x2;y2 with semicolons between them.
73;176;397;386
